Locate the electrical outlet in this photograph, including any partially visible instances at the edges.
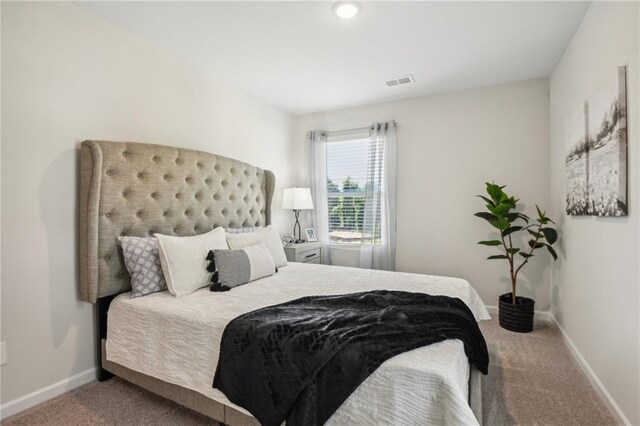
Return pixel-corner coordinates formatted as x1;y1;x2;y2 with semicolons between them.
1;342;7;366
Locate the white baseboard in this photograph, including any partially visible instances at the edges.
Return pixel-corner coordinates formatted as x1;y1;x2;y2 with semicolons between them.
548;314;631;426
484;305;552;322
485;304;630;425
0;367;96;420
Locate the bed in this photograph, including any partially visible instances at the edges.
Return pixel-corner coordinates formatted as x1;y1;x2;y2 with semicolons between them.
79;140;489;426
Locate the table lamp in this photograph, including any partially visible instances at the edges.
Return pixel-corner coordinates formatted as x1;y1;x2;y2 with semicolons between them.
282;188;314;243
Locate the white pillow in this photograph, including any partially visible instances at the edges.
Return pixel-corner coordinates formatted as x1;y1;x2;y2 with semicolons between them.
156;227;228;297
225;225;288;267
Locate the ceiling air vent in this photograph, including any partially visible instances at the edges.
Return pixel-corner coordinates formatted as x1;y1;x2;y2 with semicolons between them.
384;75;415;87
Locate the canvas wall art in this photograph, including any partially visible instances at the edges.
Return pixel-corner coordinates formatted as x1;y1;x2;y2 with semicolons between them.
565;65;628;216
565;104;590;215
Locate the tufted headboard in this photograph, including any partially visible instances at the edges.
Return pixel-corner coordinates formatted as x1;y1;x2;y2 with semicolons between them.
79;140;275;303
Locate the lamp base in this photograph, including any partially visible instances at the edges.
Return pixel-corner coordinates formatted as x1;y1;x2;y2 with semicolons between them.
293;210;303;243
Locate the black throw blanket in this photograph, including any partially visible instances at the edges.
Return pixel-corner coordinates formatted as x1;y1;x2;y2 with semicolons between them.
213;290;488;426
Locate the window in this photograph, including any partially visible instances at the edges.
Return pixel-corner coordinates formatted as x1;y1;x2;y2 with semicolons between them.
309;122;395;269
325;133;384;245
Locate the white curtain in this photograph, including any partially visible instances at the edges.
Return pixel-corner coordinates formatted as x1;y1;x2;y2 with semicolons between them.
308;130;332;265
359;121;397;270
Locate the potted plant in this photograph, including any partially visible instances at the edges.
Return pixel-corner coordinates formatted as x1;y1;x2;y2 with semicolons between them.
474;183;558;333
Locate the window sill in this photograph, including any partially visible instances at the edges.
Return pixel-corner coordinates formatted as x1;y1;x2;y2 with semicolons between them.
325;243;387;250
327;243;361;251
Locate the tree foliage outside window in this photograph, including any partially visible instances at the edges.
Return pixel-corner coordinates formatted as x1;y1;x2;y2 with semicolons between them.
328;177;365;232
326;177;384;244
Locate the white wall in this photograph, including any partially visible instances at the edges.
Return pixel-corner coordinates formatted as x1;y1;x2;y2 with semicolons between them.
549;2;639;424
294;79;552;309
0;1;3;407
0;2;295;409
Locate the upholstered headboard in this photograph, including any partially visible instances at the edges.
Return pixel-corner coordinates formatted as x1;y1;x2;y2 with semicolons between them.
79;140;275;303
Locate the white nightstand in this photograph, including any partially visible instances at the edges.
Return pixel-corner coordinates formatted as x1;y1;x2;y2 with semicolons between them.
284;241;323;264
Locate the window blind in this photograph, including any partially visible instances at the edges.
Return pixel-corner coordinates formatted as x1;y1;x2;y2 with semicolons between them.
325;133;385;244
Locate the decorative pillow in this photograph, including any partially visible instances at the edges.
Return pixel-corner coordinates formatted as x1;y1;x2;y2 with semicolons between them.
155;227;228;297
118;236;167;298
225;225;288;267
207;242;276;291
226;226;263;234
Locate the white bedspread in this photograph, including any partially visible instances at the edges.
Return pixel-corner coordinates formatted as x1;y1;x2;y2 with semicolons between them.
107;262;490;425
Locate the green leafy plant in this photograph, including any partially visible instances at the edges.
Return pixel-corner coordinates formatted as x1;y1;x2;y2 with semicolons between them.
474;183;558;305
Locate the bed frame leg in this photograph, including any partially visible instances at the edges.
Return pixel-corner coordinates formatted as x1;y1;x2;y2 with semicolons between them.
97;367;114;382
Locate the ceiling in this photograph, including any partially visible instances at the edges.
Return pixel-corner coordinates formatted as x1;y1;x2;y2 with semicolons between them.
77;1;590;115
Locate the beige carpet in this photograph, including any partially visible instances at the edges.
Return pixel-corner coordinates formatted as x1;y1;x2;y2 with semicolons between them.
479;318;615;425
3;318;616;426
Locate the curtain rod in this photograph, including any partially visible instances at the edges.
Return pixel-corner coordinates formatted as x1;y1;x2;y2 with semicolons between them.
326;121;398;135
326;126;369;135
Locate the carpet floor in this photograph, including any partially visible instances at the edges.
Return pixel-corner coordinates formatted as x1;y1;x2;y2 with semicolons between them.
478;318;615;425
3;317;616;425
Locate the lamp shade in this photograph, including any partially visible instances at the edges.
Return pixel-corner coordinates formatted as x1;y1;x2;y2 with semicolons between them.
282;187;314;210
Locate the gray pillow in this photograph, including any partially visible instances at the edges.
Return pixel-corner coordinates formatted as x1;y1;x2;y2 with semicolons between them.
118;236;167;298
207;242;276;291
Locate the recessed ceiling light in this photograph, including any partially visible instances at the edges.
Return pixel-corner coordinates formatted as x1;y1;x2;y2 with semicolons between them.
332;1;361;19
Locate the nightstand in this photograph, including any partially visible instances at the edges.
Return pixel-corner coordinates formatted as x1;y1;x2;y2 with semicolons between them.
284;241;323;264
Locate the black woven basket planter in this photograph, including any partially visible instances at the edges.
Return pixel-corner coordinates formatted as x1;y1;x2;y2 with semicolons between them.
498;293;534;333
